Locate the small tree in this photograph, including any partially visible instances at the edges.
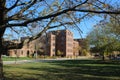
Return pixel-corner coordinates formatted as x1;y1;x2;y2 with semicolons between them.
87;20;120;60
57;50;63;57
81;49;90;56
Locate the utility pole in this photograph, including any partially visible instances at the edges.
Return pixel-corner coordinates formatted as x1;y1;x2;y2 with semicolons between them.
35;43;37;59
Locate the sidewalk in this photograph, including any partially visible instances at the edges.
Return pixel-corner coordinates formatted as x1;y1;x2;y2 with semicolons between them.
3;56;93;65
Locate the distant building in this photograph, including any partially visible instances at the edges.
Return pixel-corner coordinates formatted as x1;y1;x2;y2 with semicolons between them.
7;39;33;57
7;37;45;57
55;30;73;57
74;38;89;56
6;29;85;57
73;41;79;56
45;32;56;56
74;38;88;49
44;30;73;57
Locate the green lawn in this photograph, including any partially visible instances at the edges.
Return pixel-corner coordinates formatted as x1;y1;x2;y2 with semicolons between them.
2;57;32;61
4;60;120;80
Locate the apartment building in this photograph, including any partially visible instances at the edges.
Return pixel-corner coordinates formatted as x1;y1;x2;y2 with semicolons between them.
7;29;81;57
73;41;79;56
7;37;45;57
45;32;56;56
46;30;74;57
8;39;35;57
74;38;89;56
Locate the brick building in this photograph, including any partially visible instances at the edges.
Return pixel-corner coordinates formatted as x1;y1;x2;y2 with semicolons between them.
74;38;89;56
45;33;56;56
54;30;73;57
7;29;81;57
7;37;45;57
44;30;73;57
73;41;79;56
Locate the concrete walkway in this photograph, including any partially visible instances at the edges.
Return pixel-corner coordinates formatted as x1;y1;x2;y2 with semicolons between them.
3;56;93;65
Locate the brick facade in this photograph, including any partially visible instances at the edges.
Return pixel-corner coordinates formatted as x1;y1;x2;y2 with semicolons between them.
47;30;74;57
7;30;81;57
45;33;56;56
73;41;79;56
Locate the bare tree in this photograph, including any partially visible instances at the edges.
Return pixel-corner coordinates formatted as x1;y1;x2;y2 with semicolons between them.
0;0;120;79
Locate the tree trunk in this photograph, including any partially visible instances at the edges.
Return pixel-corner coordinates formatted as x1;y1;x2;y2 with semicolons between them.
0;54;4;80
0;27;6;80
0;36;5;80
102;52;105;61
0;0;6;79
102;55;105;61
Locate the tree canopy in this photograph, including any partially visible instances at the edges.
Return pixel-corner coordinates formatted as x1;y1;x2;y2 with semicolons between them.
87;15;120;59
1;0;120;41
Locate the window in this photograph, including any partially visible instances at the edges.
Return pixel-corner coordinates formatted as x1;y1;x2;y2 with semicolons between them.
53;49;55;52
61;37;64;41
61;42;64;45
53;37;55;40
53;43;55;46
21;50;23;55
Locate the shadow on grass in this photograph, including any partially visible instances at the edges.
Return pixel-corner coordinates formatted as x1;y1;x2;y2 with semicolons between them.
4;60;120;80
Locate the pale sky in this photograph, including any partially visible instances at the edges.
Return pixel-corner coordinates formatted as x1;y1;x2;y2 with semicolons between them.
49;16;103;39
4;11;103;40
73;16;102;39
5;0;117;40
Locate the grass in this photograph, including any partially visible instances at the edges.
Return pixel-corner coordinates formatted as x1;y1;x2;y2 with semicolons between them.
2;57;32;61
4;60;120;80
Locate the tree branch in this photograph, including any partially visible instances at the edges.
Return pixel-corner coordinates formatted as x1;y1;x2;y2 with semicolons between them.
8;0;37;21
7;0;20;12
74;9;120;14
4;0;120;28
6;0;88;27
28;18;55;42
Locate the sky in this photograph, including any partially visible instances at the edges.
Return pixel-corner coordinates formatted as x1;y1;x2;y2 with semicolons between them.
48;15;102;39
4;13;102;40
73;16;102;39
4;0;113;40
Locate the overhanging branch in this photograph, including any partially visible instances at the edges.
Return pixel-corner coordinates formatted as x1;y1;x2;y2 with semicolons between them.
4;0;120;28
5;0;89;28
74;9;120;14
